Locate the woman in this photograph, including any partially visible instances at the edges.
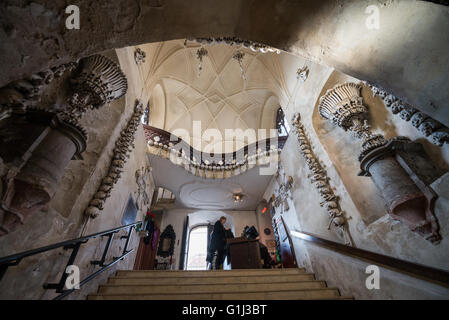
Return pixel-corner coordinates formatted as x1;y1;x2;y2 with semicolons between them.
207;216;227;269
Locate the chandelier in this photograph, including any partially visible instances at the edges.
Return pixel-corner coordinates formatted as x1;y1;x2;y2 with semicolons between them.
233;193;244;203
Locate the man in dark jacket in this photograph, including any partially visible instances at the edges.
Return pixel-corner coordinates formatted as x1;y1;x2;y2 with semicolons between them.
207;216;228;269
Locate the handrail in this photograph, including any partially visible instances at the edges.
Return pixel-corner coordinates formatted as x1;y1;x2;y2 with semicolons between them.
0;221;143;300
290;230;449;288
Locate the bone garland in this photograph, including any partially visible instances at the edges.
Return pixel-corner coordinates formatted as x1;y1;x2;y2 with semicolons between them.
232;50;246;80
84;100;144;218
0;62;77;120
291;113;352;246
296;66;309;82
134;48;146;65
184;37;281;54
367;83;449;146
196;46;208;77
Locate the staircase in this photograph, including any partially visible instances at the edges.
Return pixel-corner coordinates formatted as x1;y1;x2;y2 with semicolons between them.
88;268;352;300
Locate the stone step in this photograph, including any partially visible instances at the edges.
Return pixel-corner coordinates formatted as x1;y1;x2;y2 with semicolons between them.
115;268;306;278
108;273;316;285
98;280;327;295
88;288;342;300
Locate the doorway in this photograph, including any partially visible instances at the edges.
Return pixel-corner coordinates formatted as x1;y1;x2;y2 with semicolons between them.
186;225;208;270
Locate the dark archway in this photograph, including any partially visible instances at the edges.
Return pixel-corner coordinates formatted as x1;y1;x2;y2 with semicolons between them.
1;1;448;125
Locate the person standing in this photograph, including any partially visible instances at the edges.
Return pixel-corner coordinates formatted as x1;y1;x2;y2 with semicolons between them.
208;216;227;269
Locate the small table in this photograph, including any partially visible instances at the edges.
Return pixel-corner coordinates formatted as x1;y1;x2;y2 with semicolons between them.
226;238;261;269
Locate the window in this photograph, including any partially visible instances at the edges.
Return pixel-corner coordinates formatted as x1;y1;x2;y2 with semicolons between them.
186;226;208;270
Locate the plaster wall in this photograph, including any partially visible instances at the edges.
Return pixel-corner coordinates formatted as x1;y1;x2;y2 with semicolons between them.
306;242;449;299
263;61;449;299
0;49;155;299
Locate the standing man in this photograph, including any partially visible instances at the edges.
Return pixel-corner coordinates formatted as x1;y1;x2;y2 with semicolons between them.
208;216;227;269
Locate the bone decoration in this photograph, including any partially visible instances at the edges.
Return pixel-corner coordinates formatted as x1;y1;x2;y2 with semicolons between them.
367;83;449;147
318;82;386;161
85;100;144;218
291;112;352;246
0;62;77;120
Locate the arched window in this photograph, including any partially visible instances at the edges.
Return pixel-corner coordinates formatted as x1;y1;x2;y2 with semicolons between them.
186;225;208;270
276;107;290;137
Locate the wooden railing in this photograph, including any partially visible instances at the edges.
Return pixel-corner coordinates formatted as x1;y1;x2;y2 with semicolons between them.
290;230;449;288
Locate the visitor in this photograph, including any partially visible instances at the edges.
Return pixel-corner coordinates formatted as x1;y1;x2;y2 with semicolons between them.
207;216;228;270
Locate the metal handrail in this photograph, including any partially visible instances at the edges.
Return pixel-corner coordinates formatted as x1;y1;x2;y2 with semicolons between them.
0;221;143;300
290;229;449;288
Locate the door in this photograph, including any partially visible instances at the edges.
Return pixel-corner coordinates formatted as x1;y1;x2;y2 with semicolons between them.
134;226;160;270
186;225;208;270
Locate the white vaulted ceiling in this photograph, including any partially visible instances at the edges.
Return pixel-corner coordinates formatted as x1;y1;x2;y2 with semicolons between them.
134;39;297;152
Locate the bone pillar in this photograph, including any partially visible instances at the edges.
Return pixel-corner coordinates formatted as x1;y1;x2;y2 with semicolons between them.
318;82;441;243
0;54;128;235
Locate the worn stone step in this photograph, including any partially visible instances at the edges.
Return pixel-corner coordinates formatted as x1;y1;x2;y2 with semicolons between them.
88;288;341;300
115;268;306;278
108;273;316;285
98;281;327;294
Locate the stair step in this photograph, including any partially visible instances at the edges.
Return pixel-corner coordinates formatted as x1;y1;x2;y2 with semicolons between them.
98;281;327;294
89;288;341;300
108;273;316;285
115;268;306;278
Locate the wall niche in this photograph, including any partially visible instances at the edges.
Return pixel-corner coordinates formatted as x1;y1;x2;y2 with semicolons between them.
311;71;387;225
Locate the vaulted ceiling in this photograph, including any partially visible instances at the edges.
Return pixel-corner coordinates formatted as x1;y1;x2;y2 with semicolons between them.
133;39;302;152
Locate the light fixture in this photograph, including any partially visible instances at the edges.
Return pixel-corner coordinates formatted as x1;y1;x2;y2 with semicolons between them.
233;193;244;203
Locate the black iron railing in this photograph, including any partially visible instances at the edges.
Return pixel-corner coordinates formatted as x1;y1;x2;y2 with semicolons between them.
0;221;142;300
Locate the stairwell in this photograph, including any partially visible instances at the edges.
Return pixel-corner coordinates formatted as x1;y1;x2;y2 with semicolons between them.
88;268;352;300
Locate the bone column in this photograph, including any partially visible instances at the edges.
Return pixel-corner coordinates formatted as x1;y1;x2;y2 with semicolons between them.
318;82;439;243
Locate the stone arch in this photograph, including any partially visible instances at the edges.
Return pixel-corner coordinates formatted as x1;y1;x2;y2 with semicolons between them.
260;95;281;131
149;82;166;129
188;210;235;234
1;1;448;125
